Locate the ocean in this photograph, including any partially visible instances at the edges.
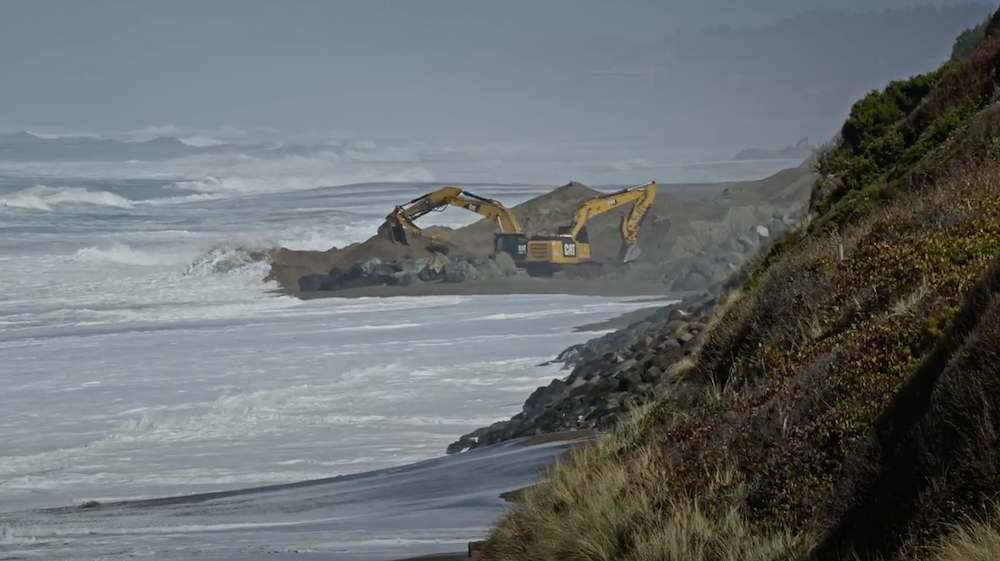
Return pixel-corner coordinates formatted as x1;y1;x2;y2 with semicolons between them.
0;133;798;559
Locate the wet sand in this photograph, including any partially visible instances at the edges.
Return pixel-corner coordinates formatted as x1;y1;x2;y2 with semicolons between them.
272;277;682;300
385;429;600;561
391;555;470;561
563;289;708;332
571;306;664;331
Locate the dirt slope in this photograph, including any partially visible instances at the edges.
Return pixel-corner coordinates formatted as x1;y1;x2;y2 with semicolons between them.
266;235;468;294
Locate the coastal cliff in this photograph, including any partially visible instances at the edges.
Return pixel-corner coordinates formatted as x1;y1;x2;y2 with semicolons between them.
472;6;1000;561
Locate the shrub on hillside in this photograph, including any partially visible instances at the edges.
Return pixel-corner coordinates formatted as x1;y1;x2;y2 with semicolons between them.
747;28;1000;289
952;13;994;61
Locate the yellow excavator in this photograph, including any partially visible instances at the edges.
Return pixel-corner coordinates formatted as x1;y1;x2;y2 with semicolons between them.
522;181;657;274
378;186;528;261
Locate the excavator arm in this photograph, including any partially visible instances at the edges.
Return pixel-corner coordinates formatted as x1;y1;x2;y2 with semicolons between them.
378;186;465;244
379;186;524;246
560;181;657;263
449;191;523;234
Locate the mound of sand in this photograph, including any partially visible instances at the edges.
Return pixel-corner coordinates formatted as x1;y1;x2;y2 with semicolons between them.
265;166;818;296
265;181;620;291
266;235;465;293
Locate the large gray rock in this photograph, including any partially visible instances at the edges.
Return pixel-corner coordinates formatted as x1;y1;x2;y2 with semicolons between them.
673;271;709;292
493;252;519;275
477;257;506;280
444;260;480;283
419;254;450;281
767;219;788;236
357;257;383;275
722;237;745;254
369;262;398;284
523;379;569;411
724;252;744;267
737;231;760;251
445;292;725;455
392;258;428;275
299;251;512;294
298;273;332;292
392;272;422;287
690;257;716;279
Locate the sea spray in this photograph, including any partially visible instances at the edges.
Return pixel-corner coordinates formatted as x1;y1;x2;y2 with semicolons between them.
182;241;275;277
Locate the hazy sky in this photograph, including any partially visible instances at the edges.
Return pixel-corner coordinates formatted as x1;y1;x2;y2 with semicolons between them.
0;0;989;146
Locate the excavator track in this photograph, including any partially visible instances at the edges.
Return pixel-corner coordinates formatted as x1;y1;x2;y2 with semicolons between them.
565;260;605;278
524;260;604;278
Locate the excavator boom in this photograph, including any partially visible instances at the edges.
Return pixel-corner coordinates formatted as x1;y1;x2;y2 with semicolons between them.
564;181;656;240
379;186;464;244
378;186;527;260
449;191;523;234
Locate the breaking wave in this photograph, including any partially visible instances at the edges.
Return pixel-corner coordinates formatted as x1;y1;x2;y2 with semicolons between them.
182;242;274;276
178;135;226;147
71;240;274;276
0;185;133;211
169;175;320;195
166;167;435;196
73;243;194;267
0;151;437;196
273;222;385;252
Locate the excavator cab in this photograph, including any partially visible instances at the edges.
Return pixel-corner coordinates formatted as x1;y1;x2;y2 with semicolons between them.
495;232;528;262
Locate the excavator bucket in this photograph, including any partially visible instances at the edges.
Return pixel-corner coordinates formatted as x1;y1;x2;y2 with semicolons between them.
389;223;411;245
378;221;412;245
619;243;642;264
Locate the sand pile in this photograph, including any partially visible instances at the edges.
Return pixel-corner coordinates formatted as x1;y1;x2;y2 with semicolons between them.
431;181;608;249
265;235;467;291
265;180;638;291
265;166;818;296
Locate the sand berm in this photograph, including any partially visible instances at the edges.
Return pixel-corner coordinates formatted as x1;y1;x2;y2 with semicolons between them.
264;167;817;301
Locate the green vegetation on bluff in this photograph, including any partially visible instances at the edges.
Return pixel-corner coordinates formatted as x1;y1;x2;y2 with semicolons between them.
478;5;1000;561
951;9;999;61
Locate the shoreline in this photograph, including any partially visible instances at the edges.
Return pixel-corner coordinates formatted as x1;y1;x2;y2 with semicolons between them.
266;280;703;561
570;296;697;332
269;277;689;300
571;306;666;332
266;272;699;334
378;291;706;560
385;430;600;561
276;276;700;335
